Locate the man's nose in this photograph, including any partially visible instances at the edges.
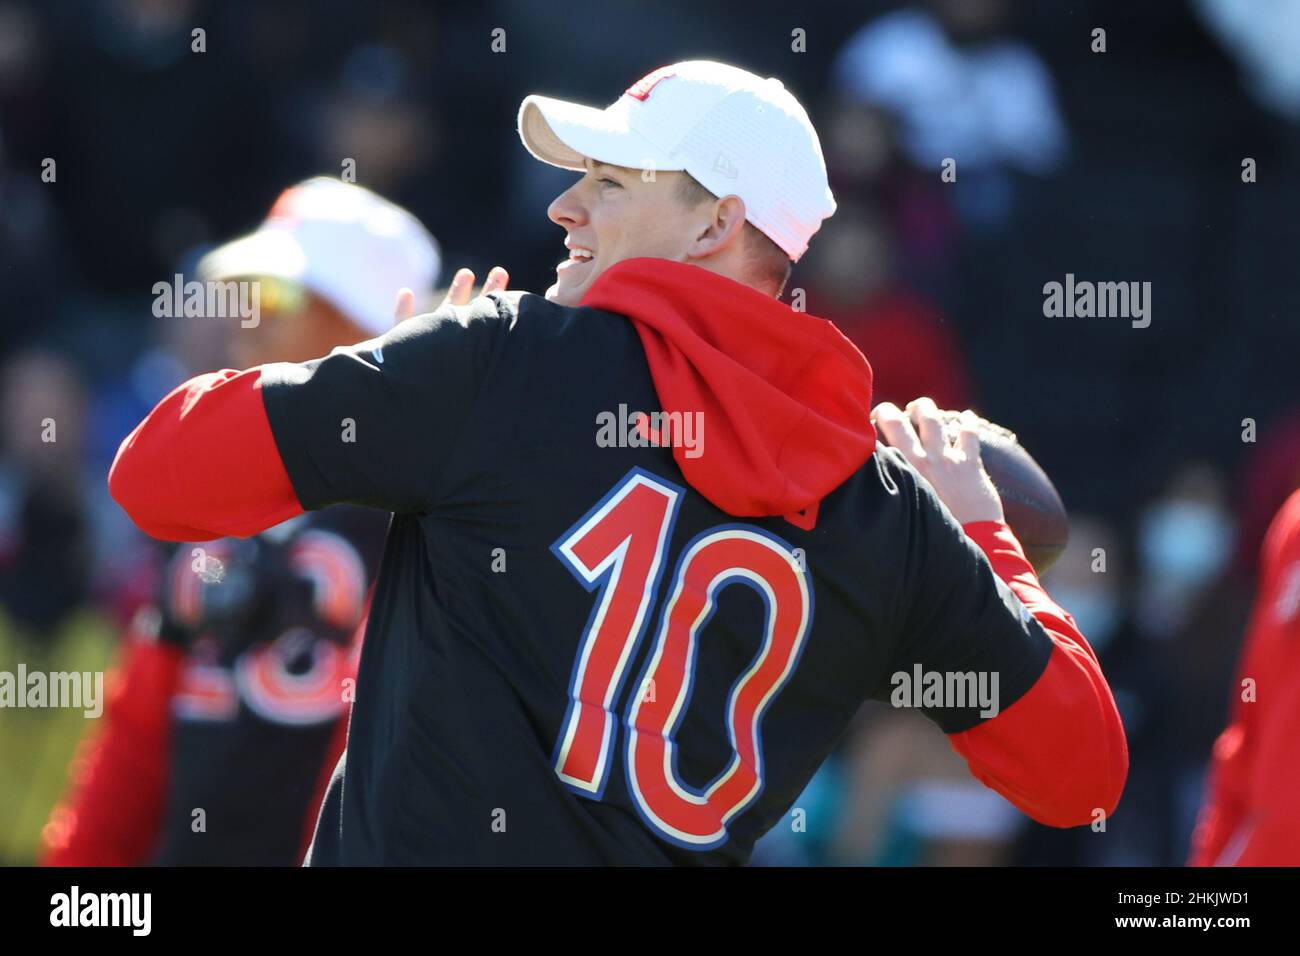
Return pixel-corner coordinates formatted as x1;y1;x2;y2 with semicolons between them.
548;183;587;229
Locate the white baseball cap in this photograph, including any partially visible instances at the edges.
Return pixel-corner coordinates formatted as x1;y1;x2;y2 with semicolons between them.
518;60;836;262
198;177;440;336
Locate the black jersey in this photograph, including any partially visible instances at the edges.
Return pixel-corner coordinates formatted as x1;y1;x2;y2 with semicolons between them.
151;506;387;865
258;261;1056;865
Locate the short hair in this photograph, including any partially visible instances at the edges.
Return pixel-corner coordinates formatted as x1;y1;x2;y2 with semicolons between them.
674;174;793;298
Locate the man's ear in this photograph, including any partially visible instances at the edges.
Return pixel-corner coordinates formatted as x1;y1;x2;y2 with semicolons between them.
688;195;748;259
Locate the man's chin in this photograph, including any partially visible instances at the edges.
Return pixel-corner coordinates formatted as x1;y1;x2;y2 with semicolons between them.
545;279;586;308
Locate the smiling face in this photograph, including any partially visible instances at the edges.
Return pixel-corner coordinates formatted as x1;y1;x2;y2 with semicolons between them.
545;160;714;306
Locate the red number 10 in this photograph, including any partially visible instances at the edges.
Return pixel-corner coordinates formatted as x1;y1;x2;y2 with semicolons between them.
551;468;812;850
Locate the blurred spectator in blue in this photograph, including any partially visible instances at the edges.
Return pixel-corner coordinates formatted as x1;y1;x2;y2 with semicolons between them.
833;0;1067;233
1195;0;1300;120
86;245;230;476
1134;465;1251;858
1136;465;1236;643
81;247;231;625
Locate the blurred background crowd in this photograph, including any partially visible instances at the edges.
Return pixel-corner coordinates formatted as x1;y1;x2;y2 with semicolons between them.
0;0;1296;865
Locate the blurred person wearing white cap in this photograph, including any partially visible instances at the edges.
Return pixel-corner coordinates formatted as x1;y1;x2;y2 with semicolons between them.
44;179;441;867
201;176;442;368
109;63;1125;865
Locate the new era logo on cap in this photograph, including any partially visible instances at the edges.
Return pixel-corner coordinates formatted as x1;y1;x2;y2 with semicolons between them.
518;60;836;261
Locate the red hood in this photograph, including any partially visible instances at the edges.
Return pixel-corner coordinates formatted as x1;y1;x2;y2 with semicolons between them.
580;258;876;518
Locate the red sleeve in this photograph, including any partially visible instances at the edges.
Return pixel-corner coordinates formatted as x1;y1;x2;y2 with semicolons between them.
109;368;303;541
946;521;1129;828
41;630;183;867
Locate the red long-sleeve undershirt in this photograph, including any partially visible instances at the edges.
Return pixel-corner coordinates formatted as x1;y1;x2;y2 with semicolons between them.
953;521;1128;827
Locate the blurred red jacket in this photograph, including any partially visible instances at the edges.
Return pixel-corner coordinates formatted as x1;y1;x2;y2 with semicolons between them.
1191;487;1300;865
809;288;973;411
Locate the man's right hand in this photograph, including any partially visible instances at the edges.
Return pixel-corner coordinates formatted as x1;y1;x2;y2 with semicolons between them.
871;397;1005;526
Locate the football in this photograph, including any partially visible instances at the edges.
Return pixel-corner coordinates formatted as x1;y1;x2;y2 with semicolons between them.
942;411;1069;574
